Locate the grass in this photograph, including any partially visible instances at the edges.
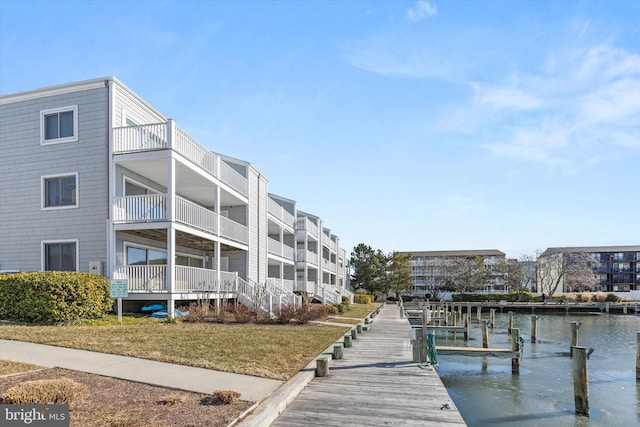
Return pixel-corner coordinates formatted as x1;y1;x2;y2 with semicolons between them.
0;360;40;376
0;303;382;381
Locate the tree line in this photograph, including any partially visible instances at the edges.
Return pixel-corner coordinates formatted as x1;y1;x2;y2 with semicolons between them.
350;243;598;299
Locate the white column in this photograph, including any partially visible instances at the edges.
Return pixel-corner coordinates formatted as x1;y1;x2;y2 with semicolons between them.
167;156;176;316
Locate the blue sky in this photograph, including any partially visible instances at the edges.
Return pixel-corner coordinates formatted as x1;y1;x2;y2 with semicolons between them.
2;0;639;259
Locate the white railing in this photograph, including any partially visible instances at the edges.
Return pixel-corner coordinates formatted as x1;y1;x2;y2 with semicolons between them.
268;238;295;260
296;250;319;265
113;194;247;244
220;215;249;245
314;283;341;305
268;199;296;228
114;123;168;152
113;194;167;223
113;122;248;197
175;196;218;235
174;267;239;293
219;161;248;197
295;280;316;294
296;217;319;237
113;265;167;292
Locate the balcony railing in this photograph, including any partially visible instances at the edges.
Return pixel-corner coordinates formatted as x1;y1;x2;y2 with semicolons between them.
296;250;319;265
268;237;295;259
113;122;248;196
296;217;319;237
268;198;296;228
114;194;248;245
112;265;240;294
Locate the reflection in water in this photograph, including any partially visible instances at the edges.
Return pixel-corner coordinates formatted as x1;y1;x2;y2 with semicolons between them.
436;313;639;427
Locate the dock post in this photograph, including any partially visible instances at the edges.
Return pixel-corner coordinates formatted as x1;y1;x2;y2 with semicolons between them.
333;343;343;360
316;357;329;377
489;308;496;329
482;320;489;348
570;321;580;357
572;346;590;416
421;309;429;363
531;315;539;343
606;302;610;314
412;327;422;362
476;306;482;323
511;328;521;375
452;311;457;327
636;332;640;380
623;304;627;315
464;316;469;340
343;334;352;348
356;323;363;334
507;311;514;334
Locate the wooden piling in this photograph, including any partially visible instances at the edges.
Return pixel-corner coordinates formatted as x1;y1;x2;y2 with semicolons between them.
351;328;358;339
572;346;590;416
333;343;343;360
531;315;539;343
511;328;521;375
476;306;482;323
356;323;363;334
343;334;352;348
489;308;495;329
464;316;469;341
507;311;514;335
570;321;580;357
636;332;640;380
482;321;489;348
421;309;429;363
316;357;329;377
623;304;627;315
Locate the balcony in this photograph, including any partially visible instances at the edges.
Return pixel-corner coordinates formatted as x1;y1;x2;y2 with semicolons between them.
112;265;240;293
268;199;295;229
268;237;295;260
296;249;319;265
113;194;248;245
296;217;319;237
113;122;248;197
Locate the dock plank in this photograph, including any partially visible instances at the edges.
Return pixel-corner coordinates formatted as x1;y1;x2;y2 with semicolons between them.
271;304;467;426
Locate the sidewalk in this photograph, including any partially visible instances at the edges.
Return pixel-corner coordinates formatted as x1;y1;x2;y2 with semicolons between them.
0;339;283;402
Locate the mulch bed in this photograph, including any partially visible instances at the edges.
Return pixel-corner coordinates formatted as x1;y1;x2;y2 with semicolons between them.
0;368;254;426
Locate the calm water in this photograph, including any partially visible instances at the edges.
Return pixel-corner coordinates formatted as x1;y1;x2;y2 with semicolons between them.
435;312;640;427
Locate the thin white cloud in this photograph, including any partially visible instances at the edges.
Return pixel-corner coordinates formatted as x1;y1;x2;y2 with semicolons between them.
407;0;438;22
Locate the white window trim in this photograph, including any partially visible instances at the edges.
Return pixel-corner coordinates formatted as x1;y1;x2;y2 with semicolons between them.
41;172;79;210
124;242;204;266
123;176;159;196
40;105;78;145
41;239;79;272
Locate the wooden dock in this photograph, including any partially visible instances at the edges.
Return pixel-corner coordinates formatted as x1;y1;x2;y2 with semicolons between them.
271;304;466;426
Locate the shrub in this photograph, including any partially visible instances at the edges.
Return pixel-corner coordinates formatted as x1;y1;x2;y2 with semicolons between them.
327;305;339;315
451;292;533;302
565;293;577;301
595;292;607;302
0;272;113;323
210;390;240;404
1;378;88;404
581;292;593;302
605;293;621;302
354;294;374;304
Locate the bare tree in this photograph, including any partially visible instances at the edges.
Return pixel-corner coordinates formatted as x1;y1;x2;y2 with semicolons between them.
443;255;490;294
495;258;526;294
518;254;538;293
537;249;598;297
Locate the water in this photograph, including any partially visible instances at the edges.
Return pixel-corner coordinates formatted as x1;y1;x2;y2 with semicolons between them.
435;312;640;426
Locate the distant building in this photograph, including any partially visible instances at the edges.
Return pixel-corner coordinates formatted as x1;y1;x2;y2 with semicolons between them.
537;245;640;294
398;249;506;297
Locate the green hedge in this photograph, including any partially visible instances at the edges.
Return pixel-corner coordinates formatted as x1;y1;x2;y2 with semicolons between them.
0;272;113;323
452;292;533;302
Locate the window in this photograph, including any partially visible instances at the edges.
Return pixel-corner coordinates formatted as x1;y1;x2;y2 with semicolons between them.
41;106;78;144
127;246;167;266
42;174;77;209
43;241;77;271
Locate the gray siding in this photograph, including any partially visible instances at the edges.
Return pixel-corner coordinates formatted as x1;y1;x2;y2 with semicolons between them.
0;87;109;272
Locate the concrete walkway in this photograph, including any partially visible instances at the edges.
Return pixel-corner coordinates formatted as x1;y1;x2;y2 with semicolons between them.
0;339;283;402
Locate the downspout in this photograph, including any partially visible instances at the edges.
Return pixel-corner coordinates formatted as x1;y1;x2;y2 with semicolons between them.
106;78;114;280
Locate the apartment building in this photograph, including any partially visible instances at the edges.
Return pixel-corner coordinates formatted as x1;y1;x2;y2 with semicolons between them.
538;245;640;294
0;77;352;314
399;249;507;297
